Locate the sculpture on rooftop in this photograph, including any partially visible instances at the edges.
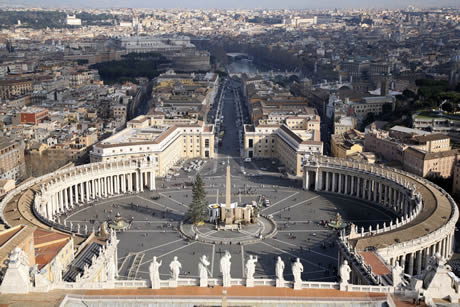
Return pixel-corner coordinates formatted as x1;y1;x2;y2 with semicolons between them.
169;256;182;281
220;250;232;287
292;258;303;290
339;260;351;290
149;256;162;289
198;254;211;287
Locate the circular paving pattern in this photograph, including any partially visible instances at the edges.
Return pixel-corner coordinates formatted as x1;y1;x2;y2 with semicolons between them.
65;167;396;283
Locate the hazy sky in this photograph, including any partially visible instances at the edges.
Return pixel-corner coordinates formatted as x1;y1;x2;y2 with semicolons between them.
2;0;459;9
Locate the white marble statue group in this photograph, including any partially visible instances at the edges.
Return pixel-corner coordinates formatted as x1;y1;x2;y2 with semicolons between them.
148;251;312;289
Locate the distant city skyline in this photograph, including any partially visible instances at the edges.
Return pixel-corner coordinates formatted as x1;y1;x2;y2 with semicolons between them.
1;0;459;9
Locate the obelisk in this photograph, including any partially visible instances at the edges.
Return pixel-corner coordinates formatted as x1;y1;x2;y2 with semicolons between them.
221;159;231;223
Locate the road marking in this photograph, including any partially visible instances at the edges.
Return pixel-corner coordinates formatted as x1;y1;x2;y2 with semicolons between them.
140;242;198;266
136;195;183;213
270;238;338;261
64;195;134;222
124;230;176;233
269;196;320;216
158;192;189;209
268;192;299;208
277;230;332;233
118;239;183;261
260;241;326;271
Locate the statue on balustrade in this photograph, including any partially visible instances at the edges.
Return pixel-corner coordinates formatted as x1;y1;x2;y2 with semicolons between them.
220;250;232;287
292;258;303;285
339;260;351;285
276;256;285;282
392;261;406;288
149;256;162;288
199;254;211;287
245;255;258;280
169;256;182;281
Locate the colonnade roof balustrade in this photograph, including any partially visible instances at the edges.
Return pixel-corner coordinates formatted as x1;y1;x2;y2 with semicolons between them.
305;156;457;252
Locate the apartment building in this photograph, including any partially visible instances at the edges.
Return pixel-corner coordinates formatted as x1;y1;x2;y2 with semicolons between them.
0;137;26;180
0;79;33;100
349;96;395;122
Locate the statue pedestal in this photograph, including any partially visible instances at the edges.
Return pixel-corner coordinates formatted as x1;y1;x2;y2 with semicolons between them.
222;278;231;288
293;281;302;290
151;279;160;289
339;282;348;291
276;279;285;288
168;279;178;288
246;278;254;287
200;278;208;287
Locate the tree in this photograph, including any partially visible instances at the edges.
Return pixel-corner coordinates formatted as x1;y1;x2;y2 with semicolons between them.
441;101;454;113
187;175;208;224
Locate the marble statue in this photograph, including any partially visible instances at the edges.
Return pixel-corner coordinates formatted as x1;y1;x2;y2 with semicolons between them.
292;258;303;289
149;256;162;289
51;259;63;283
245;255;258;280
339;260;351;289
220;250;232;287
199;254;211;287
276;256;285;282
392;261;405;288
0;247;31;294
169;256;181;281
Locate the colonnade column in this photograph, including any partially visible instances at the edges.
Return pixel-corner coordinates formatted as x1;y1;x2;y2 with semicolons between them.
326;172;330;192
356;177;360;198
63;188;68;209
344;175;349;195
86;181;90;202
368;180;373;201
351;176;355;196
69;186;74;207
416;250;422;275
332;172;336;193
336;173;341;193
407;253;414;275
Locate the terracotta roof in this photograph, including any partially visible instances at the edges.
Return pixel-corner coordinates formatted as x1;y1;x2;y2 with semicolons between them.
35;240;69;270
360;251;391;276
0;225;25;247
34;228;70;246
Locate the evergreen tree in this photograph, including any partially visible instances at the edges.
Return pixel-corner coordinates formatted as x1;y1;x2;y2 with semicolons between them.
188;175;208;224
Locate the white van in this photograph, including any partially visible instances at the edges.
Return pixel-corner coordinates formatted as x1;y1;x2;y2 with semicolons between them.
244;158;252;162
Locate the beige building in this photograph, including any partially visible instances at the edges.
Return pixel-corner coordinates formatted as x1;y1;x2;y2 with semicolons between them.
334;116;356;136
244;124;322;177
0;137;26;180
0;79;33;100
331;129;364;159
350;96;395;122
403;148;459;178
452;162;460;195
364;130;406;163
0;179;15;197
90;115;215;177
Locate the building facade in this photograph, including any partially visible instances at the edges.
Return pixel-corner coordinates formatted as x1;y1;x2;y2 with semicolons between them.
0;137;26;180
90;115;214;177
